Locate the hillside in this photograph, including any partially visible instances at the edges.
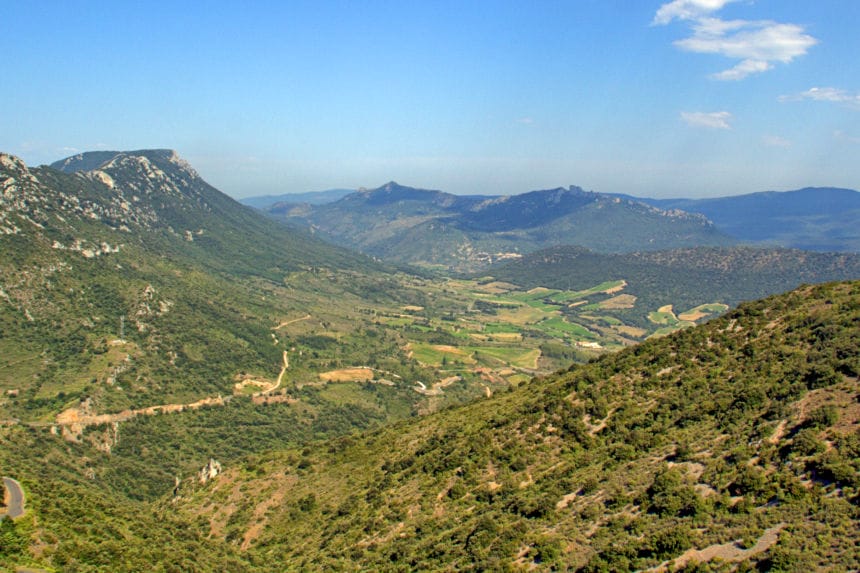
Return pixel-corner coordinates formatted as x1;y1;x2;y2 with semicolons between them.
169;281;860;571
1;150;390;419
2;150;475;502
2;281;857;571
3;150;858;570
630;187;860;252
485;245;860;330
265;182;735;271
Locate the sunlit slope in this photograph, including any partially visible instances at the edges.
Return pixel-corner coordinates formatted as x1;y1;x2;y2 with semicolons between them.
1;150;386;423
487;245;860;330
174;281;860;571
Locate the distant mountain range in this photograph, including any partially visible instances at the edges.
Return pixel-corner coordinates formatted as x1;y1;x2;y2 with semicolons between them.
620;187;860;252
240;188;354;209
257;181;734;271
250;184;860;269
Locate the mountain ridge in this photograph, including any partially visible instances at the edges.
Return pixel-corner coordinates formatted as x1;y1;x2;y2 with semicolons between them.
264;181;734;270
616;186;860;252
250;182;860;260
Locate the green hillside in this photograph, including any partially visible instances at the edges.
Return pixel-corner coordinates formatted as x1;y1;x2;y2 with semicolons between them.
3;150;858;571
4;281;858;571
487;245;860;331
155;280;855;571
0;151;388;422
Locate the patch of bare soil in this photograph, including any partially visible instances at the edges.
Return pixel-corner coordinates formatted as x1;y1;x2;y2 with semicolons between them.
615;325;648;338
795;379;860;436
56;395;227;441
319;367;375;382
241;488;286;551
272;314;311;330
599;293;637;309
644;524;785;572
415;375;462;396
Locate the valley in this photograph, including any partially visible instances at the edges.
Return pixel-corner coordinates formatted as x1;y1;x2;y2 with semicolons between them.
5;0;860;569
1;149;859;571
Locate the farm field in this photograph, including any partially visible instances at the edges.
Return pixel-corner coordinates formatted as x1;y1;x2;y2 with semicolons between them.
307;274;735;398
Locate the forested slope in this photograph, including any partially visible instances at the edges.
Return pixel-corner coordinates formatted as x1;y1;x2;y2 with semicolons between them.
168;280;860;571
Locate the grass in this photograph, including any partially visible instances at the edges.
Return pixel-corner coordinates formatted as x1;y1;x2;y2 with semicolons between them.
483;322;522;334
548;279;626;303
538;317;597;340
648;306;679;325
411;344;476;367
678;303;730;322
650;322;695;337
467;346;541;369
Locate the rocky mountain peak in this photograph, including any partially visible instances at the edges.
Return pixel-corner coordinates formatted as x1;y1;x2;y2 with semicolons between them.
0;152;30;175
1;153;45;236
51;149;200;187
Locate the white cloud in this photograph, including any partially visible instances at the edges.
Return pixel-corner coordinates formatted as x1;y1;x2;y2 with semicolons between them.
675;19;817;80
654;4;817;80
711;59;772;81
779;87;860;107
762;135;791;148
680;111;733;129
516;117;535;125
653;0;737;25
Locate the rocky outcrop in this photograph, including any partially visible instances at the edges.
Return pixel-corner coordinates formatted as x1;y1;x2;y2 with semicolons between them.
198;458;222;484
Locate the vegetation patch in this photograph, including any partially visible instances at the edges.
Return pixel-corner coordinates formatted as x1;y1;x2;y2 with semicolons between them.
648;305;678;325
678;303;729;322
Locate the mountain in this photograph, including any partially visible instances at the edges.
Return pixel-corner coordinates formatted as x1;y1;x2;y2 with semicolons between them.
0;149;434;432
165;280;859;571
42;149;365;278
263;182;736;271
626;187;860;252
3;149;859;570
240;188;354;210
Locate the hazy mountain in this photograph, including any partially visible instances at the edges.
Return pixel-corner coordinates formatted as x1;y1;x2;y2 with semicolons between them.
621;187;860;252
264;182;735;271
240;188;354;209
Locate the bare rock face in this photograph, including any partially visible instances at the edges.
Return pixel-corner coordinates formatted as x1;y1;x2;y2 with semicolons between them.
198;458;223;484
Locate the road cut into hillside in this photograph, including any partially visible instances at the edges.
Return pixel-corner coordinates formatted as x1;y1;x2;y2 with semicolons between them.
1;476;25;520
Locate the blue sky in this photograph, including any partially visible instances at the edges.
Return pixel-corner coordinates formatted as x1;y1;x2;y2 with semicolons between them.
2;1;858;198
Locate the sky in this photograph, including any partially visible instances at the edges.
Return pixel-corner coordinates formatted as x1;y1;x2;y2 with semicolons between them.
2;0;858;199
